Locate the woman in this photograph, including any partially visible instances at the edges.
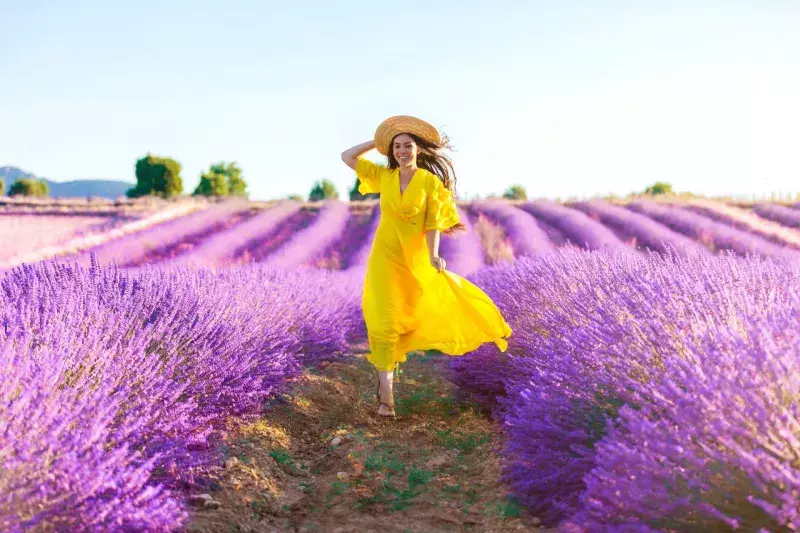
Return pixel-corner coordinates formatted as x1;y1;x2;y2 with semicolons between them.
341;115;512;417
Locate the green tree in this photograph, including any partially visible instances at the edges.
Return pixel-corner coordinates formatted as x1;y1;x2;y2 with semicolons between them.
503;184;527;200
127;154;183;198
309;179;339;201
193;170;230;196
349;177;379;201
9;178;48;197
192;161;248;198
643;182;673;195
287;194;303;201
225;166;247;197
0;178;4;196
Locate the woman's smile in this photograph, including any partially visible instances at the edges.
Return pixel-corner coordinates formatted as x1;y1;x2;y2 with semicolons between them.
393;133;418;167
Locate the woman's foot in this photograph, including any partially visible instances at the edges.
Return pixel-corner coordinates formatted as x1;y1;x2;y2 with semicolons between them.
376;370;395;417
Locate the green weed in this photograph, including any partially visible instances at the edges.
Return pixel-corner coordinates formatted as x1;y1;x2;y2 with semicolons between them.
435;429;491;453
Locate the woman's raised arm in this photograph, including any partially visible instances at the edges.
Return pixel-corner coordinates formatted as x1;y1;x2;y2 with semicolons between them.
341;140;376;170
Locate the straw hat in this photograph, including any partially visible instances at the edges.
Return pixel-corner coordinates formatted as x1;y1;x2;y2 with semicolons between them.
374;115;441;156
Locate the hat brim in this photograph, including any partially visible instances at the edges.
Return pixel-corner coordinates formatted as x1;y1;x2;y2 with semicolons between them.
374;115;441;156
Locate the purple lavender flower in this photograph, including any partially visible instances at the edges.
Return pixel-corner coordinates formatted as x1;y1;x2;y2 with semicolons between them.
72;200;252;268
521;199;628;251
343;204;381;271
471;200;554;256
0;214;132;265
0;202;207;269
451;247;800;528
172;200;302;268
438;207;486;277
684;199;800;249
264;201;351;269
309;203;378;270
574;302;800;531
234;208;317;263
0;256;361;529
572;199;708;257
752;202;800;229
629;200;800;259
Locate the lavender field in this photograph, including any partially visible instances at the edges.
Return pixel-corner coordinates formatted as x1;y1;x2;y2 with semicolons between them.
3;196;800;531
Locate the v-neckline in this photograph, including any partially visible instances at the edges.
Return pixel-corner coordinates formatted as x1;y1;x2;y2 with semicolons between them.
398;168;419;198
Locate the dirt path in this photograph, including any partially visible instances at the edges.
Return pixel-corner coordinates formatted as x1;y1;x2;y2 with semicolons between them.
188;348;541;533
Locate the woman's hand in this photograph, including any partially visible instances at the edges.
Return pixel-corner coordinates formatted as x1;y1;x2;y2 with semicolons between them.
341;140;376;170
431;256;447;272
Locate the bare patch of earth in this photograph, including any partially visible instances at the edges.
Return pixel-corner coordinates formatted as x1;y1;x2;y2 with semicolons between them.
187;348;543;533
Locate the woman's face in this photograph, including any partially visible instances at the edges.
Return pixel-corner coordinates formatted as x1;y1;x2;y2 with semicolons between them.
392;134;418;167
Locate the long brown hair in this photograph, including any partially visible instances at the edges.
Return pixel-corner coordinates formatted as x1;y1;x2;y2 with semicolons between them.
387;132;465;235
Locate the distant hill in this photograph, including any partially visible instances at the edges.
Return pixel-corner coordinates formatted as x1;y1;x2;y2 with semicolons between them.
0;166;134;199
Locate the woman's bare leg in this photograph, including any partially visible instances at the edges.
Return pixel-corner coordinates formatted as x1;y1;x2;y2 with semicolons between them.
377;370;395;417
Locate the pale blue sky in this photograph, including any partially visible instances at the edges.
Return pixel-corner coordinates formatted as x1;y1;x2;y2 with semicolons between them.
2;1;799;201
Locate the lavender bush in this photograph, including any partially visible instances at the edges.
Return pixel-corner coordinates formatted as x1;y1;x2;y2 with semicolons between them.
234;208;317;264
172;200;302;268
628;200;799;259
438;207;486;277
471;212;515;265
344;205;381;272
72;200;251;268
684;199;800;249
1;202;206;270
451;247;800;529
0;256;361;530
0;214;130;265
572;307;800;531
752;202;800;229
311;204;377;270
264;200;351;269
0;340;186;531
521;199;628;251
573;199;708;257
471;200;553;257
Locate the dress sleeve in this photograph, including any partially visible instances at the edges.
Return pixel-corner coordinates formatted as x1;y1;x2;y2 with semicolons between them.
355;158;384;194
425;175;460;231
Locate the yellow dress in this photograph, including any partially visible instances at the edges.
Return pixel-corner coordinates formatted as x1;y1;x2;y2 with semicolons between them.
356;157;513;371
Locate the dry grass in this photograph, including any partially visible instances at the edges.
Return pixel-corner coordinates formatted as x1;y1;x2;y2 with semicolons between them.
472;214;515;265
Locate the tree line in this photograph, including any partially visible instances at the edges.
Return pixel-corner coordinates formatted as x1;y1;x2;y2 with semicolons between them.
126;154;249;199
1;154;678;201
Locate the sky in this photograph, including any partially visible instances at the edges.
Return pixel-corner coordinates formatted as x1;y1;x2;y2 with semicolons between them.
2;0;799;201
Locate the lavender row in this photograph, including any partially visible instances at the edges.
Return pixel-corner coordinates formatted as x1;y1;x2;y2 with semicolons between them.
572;199;708;257
344;205;381;272
0;215;122;264
685;199;800;249
752;202;800;229
0;202;203;269
438;207;486;277
450;248;800;529
264;201;351;269
125;209;256;267
470;212;515;265
233;209;317;264
521;199;629;251
471;200;554;257
0;258;362;531
72;200;251;268
628;200;799;259
172;201;302;268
